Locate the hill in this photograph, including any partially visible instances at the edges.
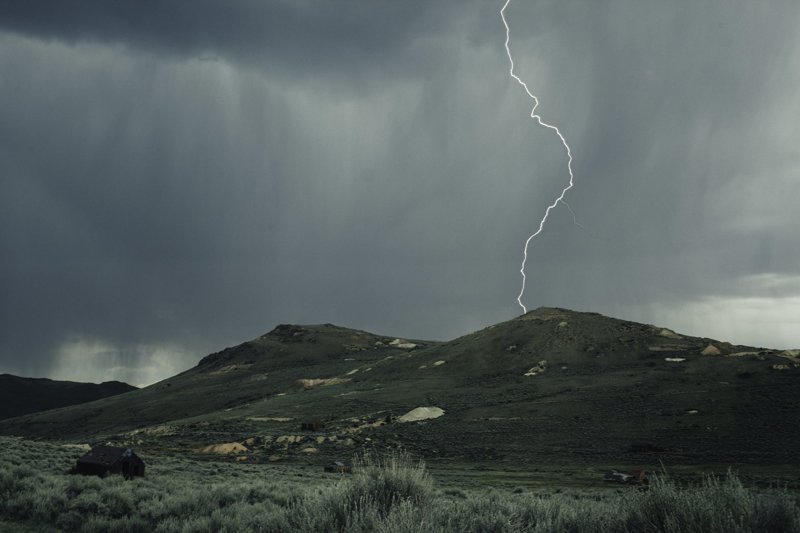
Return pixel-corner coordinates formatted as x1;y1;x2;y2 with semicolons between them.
0;374;137;420
1;308;798;466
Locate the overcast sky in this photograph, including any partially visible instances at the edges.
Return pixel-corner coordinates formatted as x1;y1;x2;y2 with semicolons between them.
1;0;798;386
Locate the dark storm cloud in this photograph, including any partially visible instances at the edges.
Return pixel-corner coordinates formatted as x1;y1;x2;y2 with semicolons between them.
0;0;463;86
1;1;798;385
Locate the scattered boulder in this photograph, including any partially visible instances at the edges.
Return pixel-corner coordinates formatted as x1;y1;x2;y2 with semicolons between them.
389;339;417;349
658;328;682;339
525;360;548;376
397;406;445;423
433;360;446;367
665;357;686;363
276;435;303;444
701;344;721;356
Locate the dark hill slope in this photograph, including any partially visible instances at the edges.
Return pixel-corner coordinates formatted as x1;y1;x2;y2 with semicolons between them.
1;309;798;465
0;324;437;438
0;374;136;420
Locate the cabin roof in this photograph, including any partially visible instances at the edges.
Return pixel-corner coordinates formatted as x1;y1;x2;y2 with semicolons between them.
78;446;137;466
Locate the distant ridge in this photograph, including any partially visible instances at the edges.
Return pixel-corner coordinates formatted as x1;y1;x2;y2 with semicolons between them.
0;374;137;420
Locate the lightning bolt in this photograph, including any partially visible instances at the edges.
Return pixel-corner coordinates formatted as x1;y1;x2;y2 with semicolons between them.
500;0;576;314
559;199;585;231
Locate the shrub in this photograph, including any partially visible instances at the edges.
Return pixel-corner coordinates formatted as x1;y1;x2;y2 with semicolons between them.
290;450;433;532
1;437;799;532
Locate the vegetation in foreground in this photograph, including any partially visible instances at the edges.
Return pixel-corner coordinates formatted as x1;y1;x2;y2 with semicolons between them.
1;437;798;532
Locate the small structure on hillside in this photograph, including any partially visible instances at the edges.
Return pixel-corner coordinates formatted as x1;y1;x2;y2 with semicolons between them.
301;420;325;431
603;470;633;483
603;469;647;485
324;461;352;473
76;446;145;479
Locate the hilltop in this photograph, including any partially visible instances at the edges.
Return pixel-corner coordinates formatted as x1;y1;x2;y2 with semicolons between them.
1;308;798;466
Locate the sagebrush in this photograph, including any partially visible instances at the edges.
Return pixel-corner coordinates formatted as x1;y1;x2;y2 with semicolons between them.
1;437;798;532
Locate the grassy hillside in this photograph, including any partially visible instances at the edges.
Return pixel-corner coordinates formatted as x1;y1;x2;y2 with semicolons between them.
1;308;798;467
0;374;136;420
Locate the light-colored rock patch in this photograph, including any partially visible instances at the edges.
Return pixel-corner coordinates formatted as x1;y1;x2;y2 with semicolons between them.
295;377;351;389
418;365;427;369
525;360;548;376
648;345;682;352
196;442;249;454
433;360;446;367
346;419;388;434
665;357;686;363
772;364;792;370
397;406;445;423
128;424;176;437
345;368;360;376
301;447;319;454
247;417;293;422
209;363;253;376
389;339;417;349
658;328;682;339
780;349;800;358
701;344;721;355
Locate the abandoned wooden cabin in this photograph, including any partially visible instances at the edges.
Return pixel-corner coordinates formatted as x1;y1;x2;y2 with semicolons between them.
301;420;325;431
324;461;352;473
76;446;145;479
